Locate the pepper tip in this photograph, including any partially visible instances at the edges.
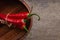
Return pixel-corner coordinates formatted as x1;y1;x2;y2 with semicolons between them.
24;26;28;32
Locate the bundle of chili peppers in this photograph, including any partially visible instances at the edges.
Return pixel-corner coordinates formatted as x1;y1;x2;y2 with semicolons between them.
0;12;40;32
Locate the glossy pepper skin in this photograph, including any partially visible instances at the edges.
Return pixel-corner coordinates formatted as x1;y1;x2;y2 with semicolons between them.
0;14;26;24
0;12;40;21
0;13;6;19
0;12;40;32
7;12;40;21
17;22;28;32
7;18;28;31
8;12;29;19
0;14;28;31
6;18;28;32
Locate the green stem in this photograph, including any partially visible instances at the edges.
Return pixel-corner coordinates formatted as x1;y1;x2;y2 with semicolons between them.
24;19;27;22
24;26;28;32
28;6;40;21
28;13;40;21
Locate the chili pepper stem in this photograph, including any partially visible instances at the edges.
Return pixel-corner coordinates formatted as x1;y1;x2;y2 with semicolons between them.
28;6;40;21
28;13;40;21
24;26;28;32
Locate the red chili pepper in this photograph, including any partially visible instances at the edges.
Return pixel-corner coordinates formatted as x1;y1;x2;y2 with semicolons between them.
0;14;28;31
7;12;40;21
0;13;6;19
6;18;28;32
8;12;28;19
0;12;40;21
17;22;28;32
0;11;40;32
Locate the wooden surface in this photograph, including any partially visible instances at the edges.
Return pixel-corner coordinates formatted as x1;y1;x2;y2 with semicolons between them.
24;0;60;40
0;0;31;40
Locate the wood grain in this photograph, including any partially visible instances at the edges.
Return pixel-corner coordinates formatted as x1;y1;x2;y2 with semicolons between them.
0;0;31;40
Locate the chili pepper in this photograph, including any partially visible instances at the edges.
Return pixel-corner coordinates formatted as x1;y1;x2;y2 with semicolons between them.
0;12;40;21
0;11;40;32
17;22;28;32
0;14;28;31
7;12;40;21
5;18;24;25
0;13;6;19
6;17;28;31
6;18;28;32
